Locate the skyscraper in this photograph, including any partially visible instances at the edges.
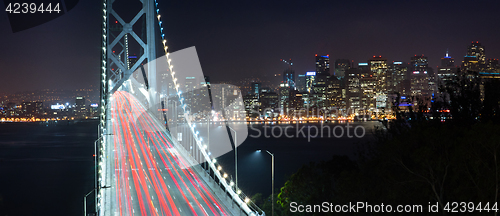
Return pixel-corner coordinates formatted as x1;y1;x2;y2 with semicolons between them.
283;68;295;88
435;51;453;104
305;71;316;93
462;41;487;72
296;74;307;92
462;56;479;72
487;58;499;70
441;50;454;67
128;55;138;69
75;96;86;117
185;77;198;92
313;55;331;107
251;82;261;96
388;61;409;96
438;51;458;87
410;55;431;97
467;41;486;65
369;56;388;110
326;77;342;109
346;68;362;111
315;55;330;76
279;83;291;115
354;63;376;111
183;77;198;111
200;76;212;110
334;59;351;78
260;92;279;118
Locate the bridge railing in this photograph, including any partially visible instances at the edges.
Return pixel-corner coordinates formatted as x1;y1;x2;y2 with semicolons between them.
160;121;265;216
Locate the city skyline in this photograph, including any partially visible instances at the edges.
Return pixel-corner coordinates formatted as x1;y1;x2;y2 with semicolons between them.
2;0;500;94
2;40;497;111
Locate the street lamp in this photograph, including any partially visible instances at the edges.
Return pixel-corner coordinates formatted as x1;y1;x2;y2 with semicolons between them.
84;188;96;216
93;136;101;210
228;126;238;189
257;149;274;216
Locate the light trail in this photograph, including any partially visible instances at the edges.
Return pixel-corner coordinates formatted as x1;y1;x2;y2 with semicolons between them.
109;91;230;216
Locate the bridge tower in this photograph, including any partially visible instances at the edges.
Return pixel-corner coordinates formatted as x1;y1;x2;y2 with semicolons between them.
98;0;161;214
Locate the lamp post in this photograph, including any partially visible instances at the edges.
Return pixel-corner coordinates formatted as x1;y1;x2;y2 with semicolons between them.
84;188;96;216
257;149;274;216
228;126;237;189
93;136;101;211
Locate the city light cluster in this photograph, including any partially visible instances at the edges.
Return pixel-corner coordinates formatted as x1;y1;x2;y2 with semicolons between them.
238;42;499;121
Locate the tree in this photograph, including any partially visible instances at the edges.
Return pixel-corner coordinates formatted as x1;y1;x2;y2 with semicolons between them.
482;79;500;122
276;156;356;215
442;70;482;124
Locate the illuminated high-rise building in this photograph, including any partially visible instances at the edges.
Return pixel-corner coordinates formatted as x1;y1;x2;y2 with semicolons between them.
462;56;479;72
462;41;487;72
388;61;409;96
289;91;304;112
312;55;331;107
487;58;499;70
466;41;486;65
357;63;376;111
438;52;458;86
128;55;138;69
441;50;454;67
305;71;316;93
75;96;86;117
279;83;291;115
279;65;297;114
259;92;279;118
283;68;295;88
326;77;342;109
251;82;261;96
185;77;198;92
436;52;459;104
334;59;351;78
369;56;388;110
296;74;307;92
410;55;432;98
315;55;330;76
346;68;362;111
354;62;377;111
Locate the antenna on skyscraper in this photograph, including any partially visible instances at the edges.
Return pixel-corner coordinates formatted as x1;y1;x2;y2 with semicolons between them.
281;58;293;69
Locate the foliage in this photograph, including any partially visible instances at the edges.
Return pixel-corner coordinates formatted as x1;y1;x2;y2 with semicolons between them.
275;156;357;215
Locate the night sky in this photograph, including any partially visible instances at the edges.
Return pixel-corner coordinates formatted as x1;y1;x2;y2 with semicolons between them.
1;0;500;94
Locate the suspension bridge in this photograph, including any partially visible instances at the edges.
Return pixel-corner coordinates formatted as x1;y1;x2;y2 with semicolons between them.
89;0;264;215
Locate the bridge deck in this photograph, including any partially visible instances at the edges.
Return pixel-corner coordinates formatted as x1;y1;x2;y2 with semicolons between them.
101;91;241;216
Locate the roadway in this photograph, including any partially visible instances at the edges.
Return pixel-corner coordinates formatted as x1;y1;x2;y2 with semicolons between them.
109;91;230;216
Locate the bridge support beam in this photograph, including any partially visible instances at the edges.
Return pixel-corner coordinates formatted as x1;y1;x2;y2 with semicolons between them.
145;0;157;109
99;0;158;215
